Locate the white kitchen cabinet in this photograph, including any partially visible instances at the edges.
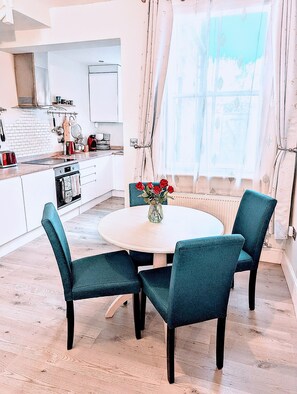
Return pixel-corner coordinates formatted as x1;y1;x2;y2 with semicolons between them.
112;155;124;191
21;169;56;232
88;64;122;123
80;155;113;205
0;177;27;245
96;155;113;195
79;158;98;205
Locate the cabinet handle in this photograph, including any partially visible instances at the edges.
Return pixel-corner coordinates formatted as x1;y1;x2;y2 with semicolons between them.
80;172;96;178
81;179;97;186
80;165;96;172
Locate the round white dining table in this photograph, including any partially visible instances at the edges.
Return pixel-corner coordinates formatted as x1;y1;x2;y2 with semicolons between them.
98;205;224;318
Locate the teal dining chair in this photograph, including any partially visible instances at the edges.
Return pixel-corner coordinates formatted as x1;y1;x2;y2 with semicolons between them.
232;190;277;310
41;202;141;350
128;182;173;267
139;234;245;384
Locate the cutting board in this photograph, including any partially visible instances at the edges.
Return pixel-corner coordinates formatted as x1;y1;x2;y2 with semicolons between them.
62;116;71;142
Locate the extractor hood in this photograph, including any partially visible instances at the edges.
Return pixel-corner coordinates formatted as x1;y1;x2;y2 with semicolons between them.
14;52;51;108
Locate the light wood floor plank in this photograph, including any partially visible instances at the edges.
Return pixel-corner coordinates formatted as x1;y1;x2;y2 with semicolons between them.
0;197;296;393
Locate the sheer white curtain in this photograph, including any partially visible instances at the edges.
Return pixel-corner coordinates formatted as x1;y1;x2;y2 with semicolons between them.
134;0;173;182
155;0;273;195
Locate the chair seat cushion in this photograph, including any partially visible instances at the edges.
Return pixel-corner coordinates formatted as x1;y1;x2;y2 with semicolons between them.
235;250;254;272
139;266;172;323
129;250;154;267
71;251;140;300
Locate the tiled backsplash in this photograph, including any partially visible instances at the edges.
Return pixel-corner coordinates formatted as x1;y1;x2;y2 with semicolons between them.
0;109;124;159
1;109;61;158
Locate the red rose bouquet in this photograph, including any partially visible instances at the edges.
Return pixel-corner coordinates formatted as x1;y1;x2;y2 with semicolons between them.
136;179;174;205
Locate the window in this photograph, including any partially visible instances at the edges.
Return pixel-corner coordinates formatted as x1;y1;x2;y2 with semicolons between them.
159;2;270;179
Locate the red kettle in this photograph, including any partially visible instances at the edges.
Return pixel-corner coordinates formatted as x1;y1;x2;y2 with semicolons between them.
87;135;97;151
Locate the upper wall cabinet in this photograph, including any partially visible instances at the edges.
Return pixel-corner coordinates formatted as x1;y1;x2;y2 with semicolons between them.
88;64;122;123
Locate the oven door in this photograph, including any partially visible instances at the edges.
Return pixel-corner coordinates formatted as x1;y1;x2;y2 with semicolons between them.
56;171;81;209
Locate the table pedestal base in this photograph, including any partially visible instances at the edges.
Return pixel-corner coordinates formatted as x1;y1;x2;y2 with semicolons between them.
105;253;167;319
105;294;131;318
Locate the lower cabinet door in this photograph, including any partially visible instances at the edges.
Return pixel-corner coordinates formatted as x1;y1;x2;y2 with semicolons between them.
112;155;124;191
0;177;27;245
21;169;56;232
96;156;113;195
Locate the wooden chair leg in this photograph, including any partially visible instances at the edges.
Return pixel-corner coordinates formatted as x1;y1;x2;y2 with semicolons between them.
66;301;74;350
133;293;141;340
140;291;146;330
249;269;257;310
216;317;226;370
167;327;175;384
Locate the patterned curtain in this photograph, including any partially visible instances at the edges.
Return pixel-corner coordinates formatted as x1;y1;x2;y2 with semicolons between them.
134;0;173;182
270;0;297;240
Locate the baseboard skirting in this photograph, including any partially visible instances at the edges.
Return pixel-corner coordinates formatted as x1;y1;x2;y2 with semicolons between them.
260;247;283;264
281;253;297;317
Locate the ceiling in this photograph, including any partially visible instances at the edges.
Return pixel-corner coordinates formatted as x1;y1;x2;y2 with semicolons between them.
0;0;115;44
1;39;121;65
49;41;121;65
0;10;49;43
0;0;121;64
45;0;112;6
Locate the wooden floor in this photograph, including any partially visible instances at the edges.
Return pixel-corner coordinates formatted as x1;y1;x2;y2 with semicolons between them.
0;197;296;393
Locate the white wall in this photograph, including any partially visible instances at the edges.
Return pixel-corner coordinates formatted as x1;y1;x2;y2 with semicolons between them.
0;51;60;157
282;172;297;315
0;52;17;108
0;0;147;189
49;46;123;147
49;52;91;141
286;190;297;278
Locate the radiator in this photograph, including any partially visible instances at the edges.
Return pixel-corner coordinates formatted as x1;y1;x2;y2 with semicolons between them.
169;193;241;234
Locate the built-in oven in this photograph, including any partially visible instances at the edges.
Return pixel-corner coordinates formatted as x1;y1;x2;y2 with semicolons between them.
54;162;81;209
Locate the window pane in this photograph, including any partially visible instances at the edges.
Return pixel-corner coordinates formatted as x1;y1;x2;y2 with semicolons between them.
160;4;270;178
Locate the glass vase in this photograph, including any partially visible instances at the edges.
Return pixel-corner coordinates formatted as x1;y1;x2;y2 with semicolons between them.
148;203;163;223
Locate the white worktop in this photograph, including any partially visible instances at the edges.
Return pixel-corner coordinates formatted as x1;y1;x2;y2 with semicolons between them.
0;149;123;181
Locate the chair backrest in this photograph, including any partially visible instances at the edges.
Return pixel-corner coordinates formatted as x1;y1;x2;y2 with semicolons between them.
41;202;73;300
232;190;277;267
129;182;168;207
167;234;245;328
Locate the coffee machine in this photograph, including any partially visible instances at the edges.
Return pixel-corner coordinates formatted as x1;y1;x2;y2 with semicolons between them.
87;135;97;151
96;133;110;150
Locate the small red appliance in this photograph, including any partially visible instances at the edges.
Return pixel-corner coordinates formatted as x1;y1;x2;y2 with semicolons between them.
0;151;17;168
87;135;97;151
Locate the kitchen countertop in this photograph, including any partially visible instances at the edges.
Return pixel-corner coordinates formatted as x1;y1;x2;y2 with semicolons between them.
0;149;123;181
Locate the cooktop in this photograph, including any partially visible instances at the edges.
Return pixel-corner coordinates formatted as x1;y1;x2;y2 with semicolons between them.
22;157;77;166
